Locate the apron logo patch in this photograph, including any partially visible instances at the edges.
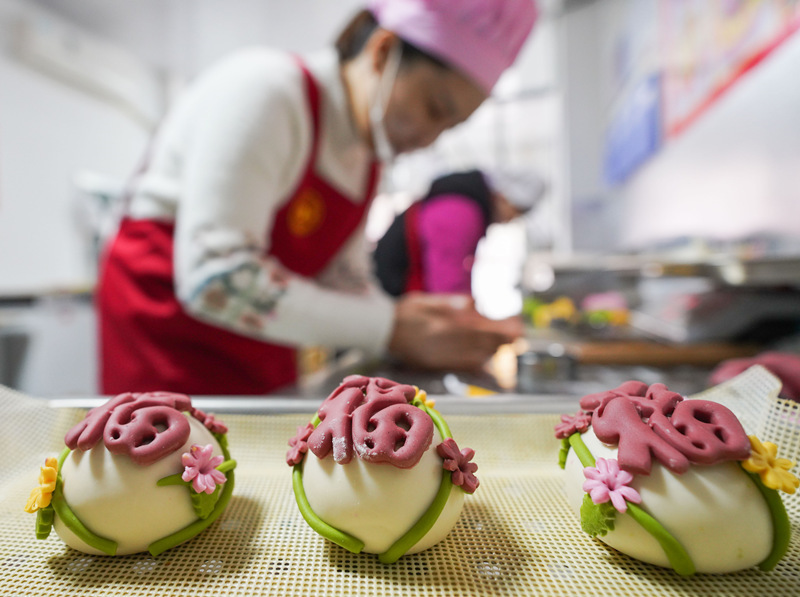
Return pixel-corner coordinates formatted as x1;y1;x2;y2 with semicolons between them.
287;188;326;237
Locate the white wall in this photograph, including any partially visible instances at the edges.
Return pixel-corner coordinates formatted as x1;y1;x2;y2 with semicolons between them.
5;297;98;396
0;0;151;294
27;0;171;72
175;0;363;75
31;0;364;77
559;0;629;254
621;31;800;249
0;1;156;396
562;0;800;255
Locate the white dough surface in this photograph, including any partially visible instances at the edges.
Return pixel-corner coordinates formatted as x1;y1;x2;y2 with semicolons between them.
302;427;465;555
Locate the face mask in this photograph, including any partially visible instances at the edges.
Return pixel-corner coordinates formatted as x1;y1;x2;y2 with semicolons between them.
369;41;403;164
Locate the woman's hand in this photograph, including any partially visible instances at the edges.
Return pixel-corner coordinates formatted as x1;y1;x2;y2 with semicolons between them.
388;292;523;371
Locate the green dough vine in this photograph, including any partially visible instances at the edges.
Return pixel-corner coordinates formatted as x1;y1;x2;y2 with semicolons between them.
292;462;365;553
378;401;455;563
742;469;791;571
157;459;237;520
50;447;118;555
51;477;118;555
147;468;236;557
568;432;696;576
35;507;55;540
558;438;571;469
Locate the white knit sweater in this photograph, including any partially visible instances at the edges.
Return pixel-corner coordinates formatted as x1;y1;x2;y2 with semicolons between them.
124;47;394;354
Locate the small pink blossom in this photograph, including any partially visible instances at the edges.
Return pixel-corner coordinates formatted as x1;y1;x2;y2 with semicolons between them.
182;444;226;494
554;411;592;439
437;438;479;494
191;408;228;435
583;457;641;513
286;423;315;466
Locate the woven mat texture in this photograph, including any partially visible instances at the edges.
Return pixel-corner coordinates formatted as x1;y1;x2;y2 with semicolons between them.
1;366;798;596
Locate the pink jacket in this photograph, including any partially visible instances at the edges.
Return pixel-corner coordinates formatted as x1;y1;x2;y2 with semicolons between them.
417;194;487;294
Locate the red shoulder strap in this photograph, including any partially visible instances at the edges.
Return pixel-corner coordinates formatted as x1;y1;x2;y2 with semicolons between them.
404;202;425;293
292;55;322;170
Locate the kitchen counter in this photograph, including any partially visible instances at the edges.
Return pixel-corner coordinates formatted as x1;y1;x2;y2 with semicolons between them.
270;339;730;407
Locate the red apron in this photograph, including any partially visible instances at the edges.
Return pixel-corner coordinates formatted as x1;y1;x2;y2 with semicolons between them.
98;59;380;395
402;202;426;293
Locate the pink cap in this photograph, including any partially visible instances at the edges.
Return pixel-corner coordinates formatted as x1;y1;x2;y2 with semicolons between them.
368;0;538;94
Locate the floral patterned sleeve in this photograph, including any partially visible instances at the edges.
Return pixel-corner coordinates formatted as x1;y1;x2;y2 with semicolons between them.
170;51;395;355
178;221;394;354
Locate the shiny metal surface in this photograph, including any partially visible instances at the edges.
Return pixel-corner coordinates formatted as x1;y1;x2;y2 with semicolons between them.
524;253;800;287
47;392;583;415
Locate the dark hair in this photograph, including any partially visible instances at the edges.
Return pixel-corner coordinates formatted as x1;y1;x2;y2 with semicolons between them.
424;170;493;225
335;10;446;69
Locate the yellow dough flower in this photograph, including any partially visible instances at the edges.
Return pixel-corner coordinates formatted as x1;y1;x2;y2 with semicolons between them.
742;436;799;494
24;457;58;513
414;387;436;410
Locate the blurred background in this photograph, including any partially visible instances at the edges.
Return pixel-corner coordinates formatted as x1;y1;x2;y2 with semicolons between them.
2;0;800;397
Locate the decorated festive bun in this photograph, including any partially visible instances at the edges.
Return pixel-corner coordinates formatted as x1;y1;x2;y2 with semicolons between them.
556;381;798;575
25;392;236;556
287;376;478;563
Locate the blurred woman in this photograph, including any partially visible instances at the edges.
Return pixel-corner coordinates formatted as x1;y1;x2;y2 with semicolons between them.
374;168;546;296
98;0;538;394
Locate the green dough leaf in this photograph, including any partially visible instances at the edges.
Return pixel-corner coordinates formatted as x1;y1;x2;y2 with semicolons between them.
580;493;616;537
191;484;222;520
35;506;55;540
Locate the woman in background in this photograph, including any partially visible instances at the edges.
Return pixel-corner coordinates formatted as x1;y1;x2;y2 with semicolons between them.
374;168;546;296
98;0;538;395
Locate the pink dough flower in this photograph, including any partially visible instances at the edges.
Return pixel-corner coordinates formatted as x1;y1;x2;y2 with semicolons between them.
554;411;592;439
182;444;226;494
286;423;315;466
583;458;641;513
437;438;479;494
201;413;228;435
191;408;228;435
